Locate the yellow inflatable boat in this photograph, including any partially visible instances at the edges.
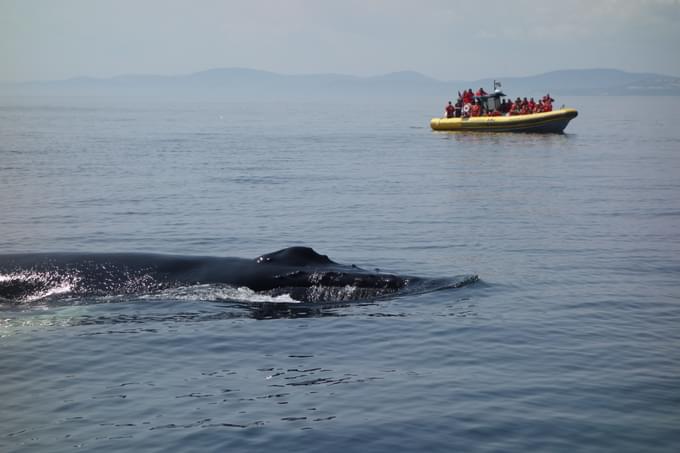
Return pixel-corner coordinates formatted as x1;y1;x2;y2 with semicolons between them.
430;108;578;133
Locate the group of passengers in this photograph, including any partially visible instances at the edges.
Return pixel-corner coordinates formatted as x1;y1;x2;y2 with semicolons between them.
502;95;555;116
444;89;555;119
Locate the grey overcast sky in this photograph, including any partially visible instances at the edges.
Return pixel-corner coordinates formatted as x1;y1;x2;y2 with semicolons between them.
1;0;679;82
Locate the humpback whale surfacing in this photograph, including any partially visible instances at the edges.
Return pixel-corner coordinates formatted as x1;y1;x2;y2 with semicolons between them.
0;247;478;304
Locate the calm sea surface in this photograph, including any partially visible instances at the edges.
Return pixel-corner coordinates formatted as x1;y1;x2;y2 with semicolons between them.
1;95;679;452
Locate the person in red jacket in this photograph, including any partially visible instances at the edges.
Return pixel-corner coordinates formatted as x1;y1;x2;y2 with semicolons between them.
462;89;474;104
544;95;553;112
470;101;481;117
505;99;514;114
445;101;455;118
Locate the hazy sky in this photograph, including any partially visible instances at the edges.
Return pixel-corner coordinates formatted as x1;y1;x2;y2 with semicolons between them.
2;0;679;82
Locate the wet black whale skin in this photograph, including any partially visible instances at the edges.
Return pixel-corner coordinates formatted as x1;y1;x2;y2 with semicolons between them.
0;246;410;300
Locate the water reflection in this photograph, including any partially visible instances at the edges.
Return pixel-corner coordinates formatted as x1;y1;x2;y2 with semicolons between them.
0;290;480;336
436;129;573;146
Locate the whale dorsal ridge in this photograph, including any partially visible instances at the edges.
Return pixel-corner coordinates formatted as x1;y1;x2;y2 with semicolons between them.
255;247;336;266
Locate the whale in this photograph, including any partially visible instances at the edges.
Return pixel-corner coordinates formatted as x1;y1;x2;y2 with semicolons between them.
0;246;478;304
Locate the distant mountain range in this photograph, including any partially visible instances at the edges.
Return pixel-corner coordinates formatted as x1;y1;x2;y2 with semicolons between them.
2;68;679;98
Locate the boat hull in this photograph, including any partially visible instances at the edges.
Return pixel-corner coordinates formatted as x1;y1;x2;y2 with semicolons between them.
430;108;578;133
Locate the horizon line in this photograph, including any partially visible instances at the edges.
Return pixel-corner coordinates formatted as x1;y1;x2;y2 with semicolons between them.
4;66;678;85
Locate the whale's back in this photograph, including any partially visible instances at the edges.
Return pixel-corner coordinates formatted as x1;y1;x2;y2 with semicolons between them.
255;246;336;266
0;248;478;304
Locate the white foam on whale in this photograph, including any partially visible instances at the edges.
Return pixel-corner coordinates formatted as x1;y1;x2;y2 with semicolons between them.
141;284;301;304
0;271;80;303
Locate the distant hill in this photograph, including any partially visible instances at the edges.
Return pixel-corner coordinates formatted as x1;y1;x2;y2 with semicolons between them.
473;69;680;96
2;68;678;98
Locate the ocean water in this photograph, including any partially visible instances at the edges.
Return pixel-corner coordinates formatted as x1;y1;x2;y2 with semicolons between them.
1;95;679;452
